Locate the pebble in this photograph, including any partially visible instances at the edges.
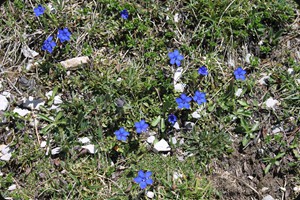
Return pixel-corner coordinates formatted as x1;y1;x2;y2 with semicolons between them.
173;122;180;130
40;141;47;148
51;147;61;155
265;97;280;109
261;187;269;193
22;97;45;110
146;136;155;144
258;74;270;85
173;172;183;180
146;191;154;199
191;111;201;119
60;56;90;70
235;88;243;97
153;139;171;152
82;144;97;154
8;184;17;191
78;137;91;144
184;122;195;130
262;195;274;200
0;95;9;111
13;107;31;117
293;186;300;192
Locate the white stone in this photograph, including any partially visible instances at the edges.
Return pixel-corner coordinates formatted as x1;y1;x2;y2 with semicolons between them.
293;186;300;192
173;172;183;180
82;144;96;154
22;97;45;110
53;95;63;105
0;95;9;111
258;74;270;85
272;127;283;134
40;141;47;148
173;67;183;84
184;122;195;130
258;40;264;46
0;81;3;90
8;184;17;191
45;91;53;99
235;88;243;97
261;187;269;192
13;107;30;117
60;56;90;70
0;171;3;176
245;53;252;64
146;136;155;144
117;77;122;82
174;13;180;22
78;137;90;144
173;122;180;130
0;153;12;161
21;45;39;58
174;83;186;92
191;111;201;119
262;195;274;200
153;139;171;152
171;137;177;145
287;68;294;75
1;145;10;155
265;97;280;109
2;91;11;98
146;191;154;199
51;147;61;155
179;138;185;145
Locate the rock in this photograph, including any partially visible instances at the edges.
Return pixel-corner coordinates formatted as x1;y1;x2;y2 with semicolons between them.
82;144;97;154
258;74;270;85
78;137;90;144
22;97;45;110
261;187;269;193
60;56;90;70
153;139;171;152
8;184;17;191
173;67;183;84
40;141;47;148
173;172;183;180
171;137;177;145
13;107;31;117
235;88;243;97
0;81;3;90
184;122;195;130
21;45;39;58
0;145;12;161
146;191;154;199
265;97;280;109
287;68;294;75
293;186;300;192
146;136;155;144
262;195;274;200
53;95;63;105
51;147;61;155
245;53;252;64
174;13;180;22
0;95;9;111
174;83;186;92
191;111;201;119
173;122;180;130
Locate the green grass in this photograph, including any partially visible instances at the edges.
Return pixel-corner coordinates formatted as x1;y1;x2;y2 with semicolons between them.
0;0;299;199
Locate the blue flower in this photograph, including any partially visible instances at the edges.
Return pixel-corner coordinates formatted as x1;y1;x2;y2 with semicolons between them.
135;120;149;134
58;28;71;43
34;5;45;17
168;114;177;124
120;9;129;19
193;91;206;105
114;127;129;141
134;170;153;189
42;36;56;53
176;94;192;109
198;66;208;76
234;67;246;81
168;49;184;67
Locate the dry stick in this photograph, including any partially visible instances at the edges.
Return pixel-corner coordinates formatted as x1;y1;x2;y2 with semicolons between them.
33;114;41;145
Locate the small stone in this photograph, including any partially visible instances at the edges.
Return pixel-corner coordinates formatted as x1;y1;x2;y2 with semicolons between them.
60;56;90;70
0;153;12;161
146;191;154;199
293;186;300;192
0;145;13;161
22;97;45;110
173;67;183;84
173;172;183;180
40;141;47;148
279;187;286;192
153;139;171;152
53;95;63;105
171;137;177;145
261;187;269;192
258;74;270;85
82;144;96;154
287;68;294;75
21;45;39;58
248;175;254;180
8;184;17;191
184;122;195;130
272;126;283;134
0;95;9;111
78;137;90;144
173;122;180;130
174;83;186;92
51;147;61;155
45;91;53;99
174;13;180;22
245;53;252;64
265;97;280;109
146;136;155;144
235;88;243;97
13;107;31;117
191;111;201;119
262;195;275;200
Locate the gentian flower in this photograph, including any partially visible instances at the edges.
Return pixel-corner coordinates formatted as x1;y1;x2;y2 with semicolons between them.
42;36;56;53
114;127;129;141
133;170;153;189
198;66;208;76
193;91;206;105
57;28;71;43
168;114;177;124
168;49;184;67
176;94;192;109
234;67;246;81
34;5;45;17
135;120;149;134
120;9;129;19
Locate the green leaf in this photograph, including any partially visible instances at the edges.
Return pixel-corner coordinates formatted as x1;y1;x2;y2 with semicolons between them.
151;116;161;127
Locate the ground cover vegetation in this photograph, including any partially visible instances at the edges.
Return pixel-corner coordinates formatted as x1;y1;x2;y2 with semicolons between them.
0;0;299;199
